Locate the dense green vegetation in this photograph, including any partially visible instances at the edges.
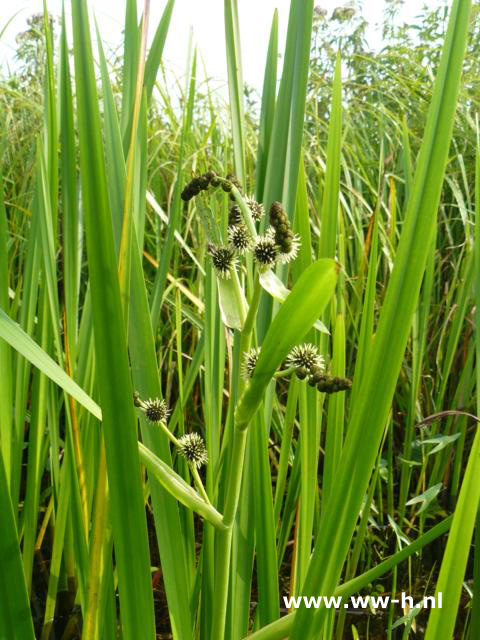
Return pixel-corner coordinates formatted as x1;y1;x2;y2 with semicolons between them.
1;1;480;638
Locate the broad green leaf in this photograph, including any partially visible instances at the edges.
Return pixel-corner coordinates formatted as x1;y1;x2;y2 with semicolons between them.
259;270;329;334
236;259;338;428
405;483;442;514
217;273;247;330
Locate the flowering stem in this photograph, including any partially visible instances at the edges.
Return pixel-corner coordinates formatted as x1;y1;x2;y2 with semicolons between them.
230;266;248;327
156;419;181;448
212;273;262;638
274;366;297;379
191;464;211;505
230;185;258;240
155;419;211;504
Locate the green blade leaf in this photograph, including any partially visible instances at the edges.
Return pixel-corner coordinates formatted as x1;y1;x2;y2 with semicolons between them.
0;308;101;421
0;454;35;640
71;0;156;637
236;259;338;429
290;1;472;636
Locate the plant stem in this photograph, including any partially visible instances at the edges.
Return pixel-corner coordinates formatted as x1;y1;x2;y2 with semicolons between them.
230;185;258;240
155;419;211;503
212;274;262;638
191;464;211;505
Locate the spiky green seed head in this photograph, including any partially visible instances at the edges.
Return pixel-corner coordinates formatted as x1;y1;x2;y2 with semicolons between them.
139;398;169;424
228;224;252;255
208;244;236;279
178;433;209;468
246;197;264;222
254;235;278;271
241;347;260;380
286;344;324;373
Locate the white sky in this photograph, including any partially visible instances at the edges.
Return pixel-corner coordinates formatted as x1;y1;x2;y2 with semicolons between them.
0;0;440;94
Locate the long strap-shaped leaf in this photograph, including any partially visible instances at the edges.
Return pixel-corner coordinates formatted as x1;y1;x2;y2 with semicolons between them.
97;13;195;638
71;0;156;637
0;453;36;640
0;308;101;420
0;173;13;486
424;102;480;640
244;516;453;640
289;1;471;637
424;429;480;639
224;0;246;185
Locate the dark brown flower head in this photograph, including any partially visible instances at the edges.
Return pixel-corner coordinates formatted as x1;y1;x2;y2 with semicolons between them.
269;201;289;227
316;376;352;394
181;172;215;201
228;204;243;227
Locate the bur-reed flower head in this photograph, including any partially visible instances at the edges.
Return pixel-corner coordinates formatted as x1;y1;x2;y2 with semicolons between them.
269;201;289;227
228;224;252;255
225;173;243;194
286;344;324;373
228;204;243;227
241;347;260;380
253;235;278;272
276;233;301;264
246;196;264;222
178;433;209;468
181;171;217;201
315;375;353;394
136;396;170;424
268;201;300;264
208;243;236;279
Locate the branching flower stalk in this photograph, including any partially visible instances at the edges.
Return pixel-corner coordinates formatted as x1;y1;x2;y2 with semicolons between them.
211;268;263;639
180;172;340;638
134;394;211;505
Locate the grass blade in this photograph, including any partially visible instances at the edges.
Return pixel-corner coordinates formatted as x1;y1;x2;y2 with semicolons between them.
71;0;156;636
290;1;472;636
224;0;246;184
0;454;35;640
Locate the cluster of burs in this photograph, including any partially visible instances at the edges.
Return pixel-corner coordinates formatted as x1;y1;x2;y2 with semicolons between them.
181;171;300;276
243;343;352;395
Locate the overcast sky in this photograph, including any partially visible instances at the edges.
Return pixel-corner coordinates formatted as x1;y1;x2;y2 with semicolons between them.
0;1;441;93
